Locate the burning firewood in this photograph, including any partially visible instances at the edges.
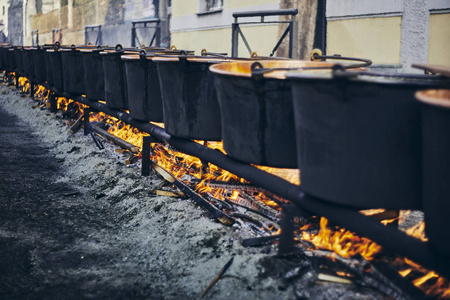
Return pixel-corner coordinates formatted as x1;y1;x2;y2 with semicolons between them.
150;161;234;226
155;189;186;198
93;126;140;154
317;273;352;284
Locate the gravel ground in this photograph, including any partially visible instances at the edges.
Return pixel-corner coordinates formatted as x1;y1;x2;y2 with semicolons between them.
1;83;422;300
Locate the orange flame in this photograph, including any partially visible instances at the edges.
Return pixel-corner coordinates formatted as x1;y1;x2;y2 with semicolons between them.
301;217;382;261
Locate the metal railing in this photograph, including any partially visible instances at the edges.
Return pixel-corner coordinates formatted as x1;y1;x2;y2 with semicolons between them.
31;30;39;46
85;25;102;45
231;9;298;58
131;19;161;48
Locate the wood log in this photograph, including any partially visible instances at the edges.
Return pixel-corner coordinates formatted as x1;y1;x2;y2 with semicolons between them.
125;155;140;165
155;189;186;198
317;273;352;284
70;115;83;134
90;132;104;150
93;126;140;153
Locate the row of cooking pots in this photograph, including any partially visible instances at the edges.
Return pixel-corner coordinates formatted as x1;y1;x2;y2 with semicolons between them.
1;43;450;255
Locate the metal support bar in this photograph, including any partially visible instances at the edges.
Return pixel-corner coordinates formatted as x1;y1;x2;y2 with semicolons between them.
49;93;57;113
233;9;298;18
31;30;39;46
236;26;253;56
141;135;156;176
231;23;239;57
278;204;297;255
83;108;91;135
30;83;34;98
270;24;291;57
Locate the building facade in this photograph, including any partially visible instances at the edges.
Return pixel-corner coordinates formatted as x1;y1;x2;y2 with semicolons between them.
2;0;449;73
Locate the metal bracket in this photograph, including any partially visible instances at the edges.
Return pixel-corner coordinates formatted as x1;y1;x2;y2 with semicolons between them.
131;19;161;48
85;25;102;45
31;30;39;46
231;9;298;58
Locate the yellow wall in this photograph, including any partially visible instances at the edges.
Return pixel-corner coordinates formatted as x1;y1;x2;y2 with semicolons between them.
225;0;276;10
171;0;198;17
428;13;450;66
171;24;279;57
327;17;402;64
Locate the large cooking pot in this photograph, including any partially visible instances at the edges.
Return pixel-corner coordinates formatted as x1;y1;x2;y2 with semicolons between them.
2;45;13;71
0;44;11;70
210;60;335;168
81;47;117;101
6;48;16;73
14;46;24;75
60;46;87;95
154;55;233;141
44;47;54;86
122;52;166;122
47;47;64;92
100;45;141;110
0;43;10;70
287;70;450;209
416;89;450;256
23;47;35;80
31;45;53;84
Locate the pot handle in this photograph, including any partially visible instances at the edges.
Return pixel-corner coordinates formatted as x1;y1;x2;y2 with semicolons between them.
115;44;123;52
139;49;147;61
310;49;372;68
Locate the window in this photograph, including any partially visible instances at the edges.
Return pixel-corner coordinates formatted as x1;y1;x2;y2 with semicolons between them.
198;0;223;14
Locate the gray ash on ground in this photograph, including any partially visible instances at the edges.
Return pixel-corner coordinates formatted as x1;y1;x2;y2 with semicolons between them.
0;84;392;299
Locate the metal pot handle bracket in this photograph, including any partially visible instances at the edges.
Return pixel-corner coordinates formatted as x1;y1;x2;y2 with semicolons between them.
201;48;228;58
310;48;372;69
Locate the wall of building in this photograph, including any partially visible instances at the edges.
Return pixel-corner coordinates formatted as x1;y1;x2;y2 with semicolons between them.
326;0;450;73
7;0;22;44
19;0;159;46
170;0;281;57
0;0;10;39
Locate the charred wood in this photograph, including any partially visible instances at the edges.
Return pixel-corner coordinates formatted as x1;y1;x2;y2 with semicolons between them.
242;234;280;247
90;132;104;150
70;115;84;134
125;154;140;165
93;126;140;153
150;161;234;226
